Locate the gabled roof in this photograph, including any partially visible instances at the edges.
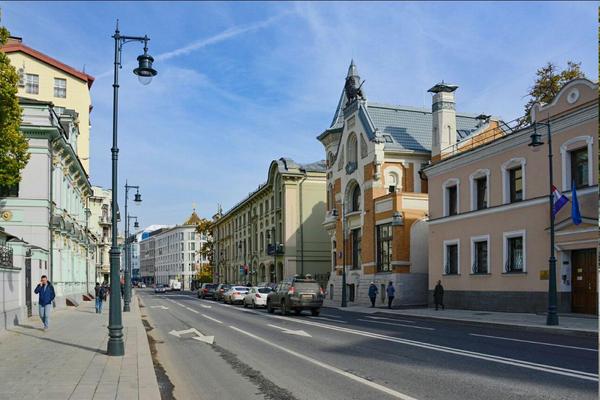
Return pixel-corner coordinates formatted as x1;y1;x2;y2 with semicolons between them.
2;39;95;88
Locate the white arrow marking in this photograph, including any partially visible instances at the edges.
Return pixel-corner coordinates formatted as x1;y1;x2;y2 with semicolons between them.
150;305;168;310
267;324;312;337
192;335;215;344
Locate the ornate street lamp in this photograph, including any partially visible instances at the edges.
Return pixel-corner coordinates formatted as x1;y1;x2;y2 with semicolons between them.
528;121;558;326
107;20;156;357
123;182;141;313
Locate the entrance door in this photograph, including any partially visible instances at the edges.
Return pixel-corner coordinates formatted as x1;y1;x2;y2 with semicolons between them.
571;249;597;314
25;258;32;317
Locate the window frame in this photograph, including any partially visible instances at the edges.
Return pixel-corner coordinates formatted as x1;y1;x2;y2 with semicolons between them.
560;136;594;191
470;235;490;274
442;178;460;217
351;228;361;270
501;158;526;204
54;77;67;98
376;223;393;273
508;166;523;203
443;239;460;275
469;169;490;211
503;230;526;273
25;73;39;94
569;147;589;189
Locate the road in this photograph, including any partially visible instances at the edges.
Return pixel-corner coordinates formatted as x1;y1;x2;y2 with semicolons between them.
137;290;598;400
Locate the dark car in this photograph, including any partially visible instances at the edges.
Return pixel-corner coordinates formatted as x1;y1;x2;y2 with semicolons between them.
214;284;232;302
198;283;218;299
267;276;324;316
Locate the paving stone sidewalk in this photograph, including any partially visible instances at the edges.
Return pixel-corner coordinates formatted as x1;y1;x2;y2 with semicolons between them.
0;292;160;400
326;304;598;335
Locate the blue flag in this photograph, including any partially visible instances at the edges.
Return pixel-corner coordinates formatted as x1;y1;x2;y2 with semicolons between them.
571;181;582;225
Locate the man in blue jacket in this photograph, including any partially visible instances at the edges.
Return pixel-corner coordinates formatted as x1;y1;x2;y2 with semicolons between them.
34;275;55;330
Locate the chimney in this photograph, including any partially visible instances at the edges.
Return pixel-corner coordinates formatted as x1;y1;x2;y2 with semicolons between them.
428;82;458;160
7;36;23;45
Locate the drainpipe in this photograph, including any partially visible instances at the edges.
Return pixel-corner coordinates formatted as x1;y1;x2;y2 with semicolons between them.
298;176;307;277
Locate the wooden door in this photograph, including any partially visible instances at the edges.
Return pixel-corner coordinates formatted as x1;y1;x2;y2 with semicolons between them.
571;249;597;314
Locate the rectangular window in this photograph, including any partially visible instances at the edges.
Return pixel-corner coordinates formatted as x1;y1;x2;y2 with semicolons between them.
54;78;66;98
351;228;361;270
475;177;487;210
447;185;458;216
445;244;458;275
570;148;588;189
25;74;39;94
376;224;392;272
509;167;523;202
506;236;524;272
473;240;488;274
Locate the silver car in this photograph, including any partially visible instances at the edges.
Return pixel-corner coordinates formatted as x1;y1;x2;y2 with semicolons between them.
223;286;250;304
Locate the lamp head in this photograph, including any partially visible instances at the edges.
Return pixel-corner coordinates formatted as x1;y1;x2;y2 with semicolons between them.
528;123;544;151
134;220;140;229
133;40;157;85
134;190;142;204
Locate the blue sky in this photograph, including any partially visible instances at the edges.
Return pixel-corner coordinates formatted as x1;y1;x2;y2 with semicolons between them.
3;1;597;231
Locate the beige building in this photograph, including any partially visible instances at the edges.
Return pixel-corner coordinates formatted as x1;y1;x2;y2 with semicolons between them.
317;62;489;307
212;158;330;287
88;186;112;284
2;36;94;174
423;79;598;314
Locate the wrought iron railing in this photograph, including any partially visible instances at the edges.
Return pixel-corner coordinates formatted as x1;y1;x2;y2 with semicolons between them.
0;244;13;268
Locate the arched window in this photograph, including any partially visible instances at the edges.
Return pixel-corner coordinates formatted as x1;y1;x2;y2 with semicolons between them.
351;185;361;212
260;232;264;252
347;133;358;165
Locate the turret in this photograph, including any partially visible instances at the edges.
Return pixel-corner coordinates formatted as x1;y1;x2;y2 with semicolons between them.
428;82;458;159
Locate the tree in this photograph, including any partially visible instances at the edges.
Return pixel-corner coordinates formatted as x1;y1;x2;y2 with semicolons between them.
519;61;585;126
0;18;29;188
195;218;214;266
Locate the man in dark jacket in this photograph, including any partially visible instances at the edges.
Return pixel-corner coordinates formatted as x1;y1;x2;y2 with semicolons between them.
434;280;445;310
368;282;378;308
94;283;107;314
386;281;395;309
34;275;55;330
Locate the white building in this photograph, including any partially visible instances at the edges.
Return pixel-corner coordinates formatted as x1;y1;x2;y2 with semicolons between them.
153;212;208;290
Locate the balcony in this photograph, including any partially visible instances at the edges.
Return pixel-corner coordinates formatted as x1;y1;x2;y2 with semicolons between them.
99;215;111;225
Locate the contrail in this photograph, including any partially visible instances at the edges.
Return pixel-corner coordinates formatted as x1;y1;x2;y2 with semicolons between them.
95;11;290;79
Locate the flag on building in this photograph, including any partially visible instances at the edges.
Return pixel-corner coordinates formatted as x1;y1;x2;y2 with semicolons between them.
552;185;569;216
571;181;582;225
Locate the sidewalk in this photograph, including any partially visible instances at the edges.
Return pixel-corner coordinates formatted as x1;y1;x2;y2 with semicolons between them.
326;304;598;336
0;292;160;400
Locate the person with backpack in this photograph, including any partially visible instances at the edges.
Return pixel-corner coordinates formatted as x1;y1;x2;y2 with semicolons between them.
386;281;395;309
94;282;107;314
34;275;55;330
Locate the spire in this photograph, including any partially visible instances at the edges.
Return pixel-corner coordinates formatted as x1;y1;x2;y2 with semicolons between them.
347;59;358;79
329;60;366;129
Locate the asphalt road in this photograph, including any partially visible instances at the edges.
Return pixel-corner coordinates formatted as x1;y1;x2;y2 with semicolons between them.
137;290;598;400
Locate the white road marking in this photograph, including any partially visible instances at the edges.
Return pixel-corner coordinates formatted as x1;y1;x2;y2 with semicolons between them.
265;314;598;381
200;304;212;309
169;328;214;344
308;316;348;324
230;326;419;400
365;316;416;324
185;307;199;314
201;314;223;324
357;319;434;331
469;333;599;352
192;335;215;344
149;305;169;310
267;324;312;337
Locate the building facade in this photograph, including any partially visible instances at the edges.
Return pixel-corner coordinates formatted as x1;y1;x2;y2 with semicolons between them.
88;186;112;284
2;36;95;174
317;62;490;307
423;78;598;314
0;99;94;308
152;213;208;289
212;158;330;287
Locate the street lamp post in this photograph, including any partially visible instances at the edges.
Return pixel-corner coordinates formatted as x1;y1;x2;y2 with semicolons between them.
108;20;157;357
123;182;142;312
85;207;92;294
528;120;559;326
339;202;347;308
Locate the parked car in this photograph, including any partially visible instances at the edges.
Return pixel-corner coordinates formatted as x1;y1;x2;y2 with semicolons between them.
139;282;146;288
215;284;232;301
198;283;219;299
223;286;250;304
154;285;167;294
243;287;272;308
267;276;324;316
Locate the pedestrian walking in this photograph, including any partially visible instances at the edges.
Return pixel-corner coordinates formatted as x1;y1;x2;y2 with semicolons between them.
434;280;445;310
368;282;378;308
386;281;395;309
95;283;107;314
34;275;55;330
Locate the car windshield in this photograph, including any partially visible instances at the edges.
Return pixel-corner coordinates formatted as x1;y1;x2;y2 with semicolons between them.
257;288;272;294
294;282;321;291
233;287;249;291
205;284;218;289
221;285;231;290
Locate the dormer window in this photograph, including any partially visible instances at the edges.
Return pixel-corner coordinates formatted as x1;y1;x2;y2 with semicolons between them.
383;135;393;143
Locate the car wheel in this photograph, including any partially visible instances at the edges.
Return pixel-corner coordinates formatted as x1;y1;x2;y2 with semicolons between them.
311;308;320;317
252;301;257;309
243;301;248;308
267;301;274;314
281;301;288;316
294;308;302;315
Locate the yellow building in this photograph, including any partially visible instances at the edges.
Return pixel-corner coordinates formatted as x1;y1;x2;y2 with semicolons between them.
1;36;94;174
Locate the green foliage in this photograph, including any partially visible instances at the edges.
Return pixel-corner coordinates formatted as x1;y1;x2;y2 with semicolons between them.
195;217;214;265
0;20;29;187
519;61;585;126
